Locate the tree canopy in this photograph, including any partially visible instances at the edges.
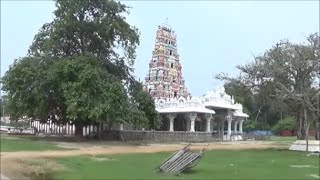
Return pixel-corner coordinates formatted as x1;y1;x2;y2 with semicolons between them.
1;0;159;135
217;33;320;140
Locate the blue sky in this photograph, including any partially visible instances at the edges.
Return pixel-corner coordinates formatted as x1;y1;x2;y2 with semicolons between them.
1;1;319;96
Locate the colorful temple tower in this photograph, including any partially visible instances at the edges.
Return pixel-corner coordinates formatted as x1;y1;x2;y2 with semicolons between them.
143;23;190;99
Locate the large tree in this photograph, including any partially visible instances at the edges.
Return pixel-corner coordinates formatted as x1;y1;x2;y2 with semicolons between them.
1;0;159;136
128;80;162;130
217;33;320;140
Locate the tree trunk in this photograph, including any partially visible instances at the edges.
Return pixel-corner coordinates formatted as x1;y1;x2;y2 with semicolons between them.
255;105;262;123
296;108;307;140
74;123;83;137
317;91;320;140
306;126;309;153
99;121;102;140
304;108;309;153
315;121;320;140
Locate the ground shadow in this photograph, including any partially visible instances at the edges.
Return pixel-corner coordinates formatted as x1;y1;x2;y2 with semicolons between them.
181;168;201;175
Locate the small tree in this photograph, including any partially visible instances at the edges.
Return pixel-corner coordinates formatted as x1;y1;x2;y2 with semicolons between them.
271;116;295;135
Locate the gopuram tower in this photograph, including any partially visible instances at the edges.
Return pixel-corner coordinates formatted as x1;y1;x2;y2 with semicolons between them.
143;22;190;99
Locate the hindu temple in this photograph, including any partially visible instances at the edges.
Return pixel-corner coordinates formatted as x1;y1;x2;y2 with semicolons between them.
142;22;249;141
143;24;190;99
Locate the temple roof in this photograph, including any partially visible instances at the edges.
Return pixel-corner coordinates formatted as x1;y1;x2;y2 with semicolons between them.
154;87;249;118
203;87;237;109
155;97;215;114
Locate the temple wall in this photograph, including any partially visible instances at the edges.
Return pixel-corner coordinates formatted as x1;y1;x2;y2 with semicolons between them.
97;130;270;142
99;130;223;142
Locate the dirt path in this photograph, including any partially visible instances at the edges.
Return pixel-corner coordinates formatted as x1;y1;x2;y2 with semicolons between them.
0;141;282;179
1;141;281;160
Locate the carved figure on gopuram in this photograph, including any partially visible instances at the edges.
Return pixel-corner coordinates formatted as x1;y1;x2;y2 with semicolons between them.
142;21;190;99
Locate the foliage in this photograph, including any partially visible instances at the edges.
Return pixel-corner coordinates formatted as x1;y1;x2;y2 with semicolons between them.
217;33;320;140
1;95;10;116
1;0;159;134
0;98;2;117
1;57;49;121
28;0;140;81
224;81;285;130
242;118;271;132
242;119;260;131
242;119;256;131
271;116;295;135
128;80;161;130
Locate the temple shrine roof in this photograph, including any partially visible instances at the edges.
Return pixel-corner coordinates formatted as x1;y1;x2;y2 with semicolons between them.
155;97;215;114
154;87;249;118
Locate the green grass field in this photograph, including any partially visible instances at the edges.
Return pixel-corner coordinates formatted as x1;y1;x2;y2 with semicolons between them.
0;136;64;152
49;149;319;180
1;135;319;179
269;136;316;146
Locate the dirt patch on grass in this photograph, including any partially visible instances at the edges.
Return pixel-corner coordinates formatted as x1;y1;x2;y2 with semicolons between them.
0;157;29;179
1;142;281;160
290;165;317;168
0;156;64;180
309;174;320;179
20;158;65;177
0;136;22;140
91;157;118;162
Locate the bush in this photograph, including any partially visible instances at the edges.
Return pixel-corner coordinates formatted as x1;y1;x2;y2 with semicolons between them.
271;116;295;135
243;118;259;131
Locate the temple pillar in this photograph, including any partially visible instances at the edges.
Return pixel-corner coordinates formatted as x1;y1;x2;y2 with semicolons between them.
234;120;238;133
186;120;190;132
239;119;244;134
226;115;232;140
188;112;197;132
167;113;177;132
205;114;212;132
210;117;215;132
220;120;224;138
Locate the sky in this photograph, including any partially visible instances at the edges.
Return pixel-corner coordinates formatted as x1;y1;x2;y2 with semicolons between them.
1;1;319;96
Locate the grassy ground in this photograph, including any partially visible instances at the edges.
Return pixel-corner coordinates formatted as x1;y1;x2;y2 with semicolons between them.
0;135;65;152
270;136;316;141
1;135;319;179
269;136;316;146
49;149;319;180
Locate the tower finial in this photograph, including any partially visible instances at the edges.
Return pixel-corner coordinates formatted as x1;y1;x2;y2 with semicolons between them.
165;17;168;26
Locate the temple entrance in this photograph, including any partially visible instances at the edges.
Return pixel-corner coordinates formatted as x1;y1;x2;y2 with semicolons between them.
195;120;206;132
174;114;187;131
158;117;169;131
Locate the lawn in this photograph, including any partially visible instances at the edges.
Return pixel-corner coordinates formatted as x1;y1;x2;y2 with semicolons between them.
270;136;316;141
0;135;65;152
269;136;316;146
48;149;319;180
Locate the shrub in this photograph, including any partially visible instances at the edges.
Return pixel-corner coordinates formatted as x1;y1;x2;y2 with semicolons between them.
271;116;295;135
243;118;259;131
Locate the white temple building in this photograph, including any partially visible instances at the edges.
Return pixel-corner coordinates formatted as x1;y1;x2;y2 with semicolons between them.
142;23;249;141
154;87;248;140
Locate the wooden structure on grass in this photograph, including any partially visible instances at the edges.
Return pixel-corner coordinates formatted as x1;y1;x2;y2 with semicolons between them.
155;144;205;174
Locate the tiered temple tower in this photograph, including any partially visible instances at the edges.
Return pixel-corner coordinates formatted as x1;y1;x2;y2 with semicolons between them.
143;23;190;99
